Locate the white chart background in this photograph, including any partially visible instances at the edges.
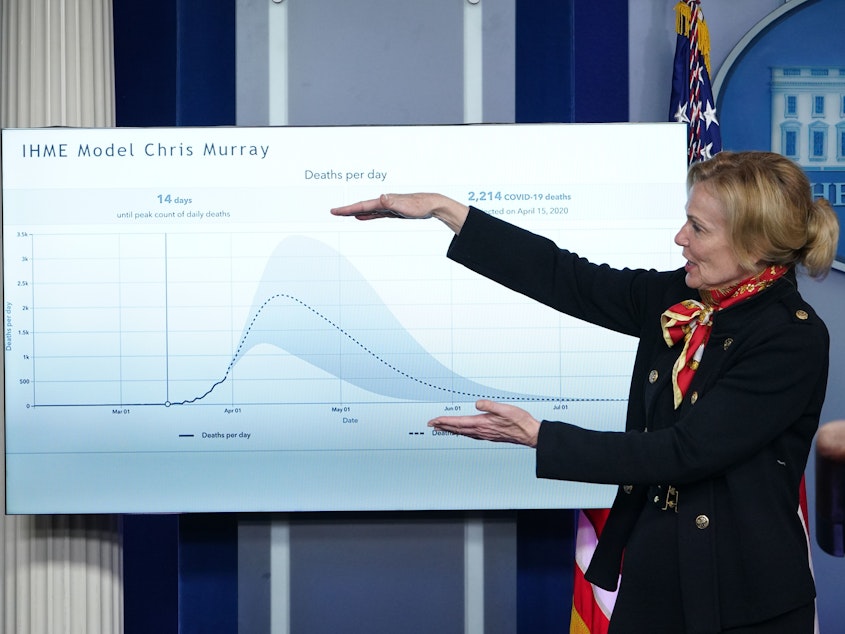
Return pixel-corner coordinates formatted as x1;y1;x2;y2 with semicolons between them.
2;124;688;513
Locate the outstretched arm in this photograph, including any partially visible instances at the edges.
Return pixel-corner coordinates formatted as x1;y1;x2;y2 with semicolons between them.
428;399;541;448
331;193;470;235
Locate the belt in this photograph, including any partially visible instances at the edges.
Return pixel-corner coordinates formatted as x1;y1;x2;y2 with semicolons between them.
650;484;679;512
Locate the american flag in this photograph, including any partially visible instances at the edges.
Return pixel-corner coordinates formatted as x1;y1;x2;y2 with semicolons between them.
570;508;613;634
669;0;721;164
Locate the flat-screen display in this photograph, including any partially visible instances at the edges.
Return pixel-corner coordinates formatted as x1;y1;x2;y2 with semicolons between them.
1;123;687;513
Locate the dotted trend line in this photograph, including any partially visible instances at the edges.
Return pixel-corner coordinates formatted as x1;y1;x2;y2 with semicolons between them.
173;293;624;406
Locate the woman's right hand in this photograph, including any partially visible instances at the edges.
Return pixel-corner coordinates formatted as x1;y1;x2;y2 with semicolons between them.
330;193;470;234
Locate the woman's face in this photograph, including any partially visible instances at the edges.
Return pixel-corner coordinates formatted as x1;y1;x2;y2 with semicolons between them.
674;184;754;290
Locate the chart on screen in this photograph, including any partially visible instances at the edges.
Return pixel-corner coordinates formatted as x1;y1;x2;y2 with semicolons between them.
1;124;687;513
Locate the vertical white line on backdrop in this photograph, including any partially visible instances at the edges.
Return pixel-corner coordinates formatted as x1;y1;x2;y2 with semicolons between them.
270;517;291;634
464;1;485;629
268;1;291;629
463;0;483;123
268;0;289;125
465;514;485;634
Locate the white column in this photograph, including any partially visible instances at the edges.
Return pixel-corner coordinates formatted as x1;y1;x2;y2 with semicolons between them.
464;514;485;634
0;1;122;633
268;0;289;126
463;0;483;123
270;517;291;634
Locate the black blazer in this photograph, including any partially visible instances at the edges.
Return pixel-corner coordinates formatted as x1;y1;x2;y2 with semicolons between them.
447;207;828;632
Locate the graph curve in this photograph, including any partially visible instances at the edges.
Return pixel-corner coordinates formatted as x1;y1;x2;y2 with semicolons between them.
216;235;562;403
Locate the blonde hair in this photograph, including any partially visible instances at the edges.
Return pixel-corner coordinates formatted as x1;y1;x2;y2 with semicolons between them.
687;151;839;278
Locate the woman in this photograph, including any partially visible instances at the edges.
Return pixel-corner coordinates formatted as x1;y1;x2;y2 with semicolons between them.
331;151;839;633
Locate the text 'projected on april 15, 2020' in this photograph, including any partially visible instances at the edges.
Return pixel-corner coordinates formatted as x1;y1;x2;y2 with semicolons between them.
1;124;688;513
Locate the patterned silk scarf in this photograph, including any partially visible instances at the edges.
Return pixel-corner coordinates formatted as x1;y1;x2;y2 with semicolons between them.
660;265;788;409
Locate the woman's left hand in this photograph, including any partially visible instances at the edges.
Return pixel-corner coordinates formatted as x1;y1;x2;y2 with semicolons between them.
428;400;540;448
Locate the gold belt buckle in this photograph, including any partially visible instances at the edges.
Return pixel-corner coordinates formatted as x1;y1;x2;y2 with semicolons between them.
662;485;679;512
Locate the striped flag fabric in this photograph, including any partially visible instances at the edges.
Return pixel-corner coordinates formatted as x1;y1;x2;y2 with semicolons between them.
799;478;820;633
570;509;614;634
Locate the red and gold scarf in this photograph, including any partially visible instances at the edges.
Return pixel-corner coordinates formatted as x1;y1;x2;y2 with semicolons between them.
660;265;788;409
